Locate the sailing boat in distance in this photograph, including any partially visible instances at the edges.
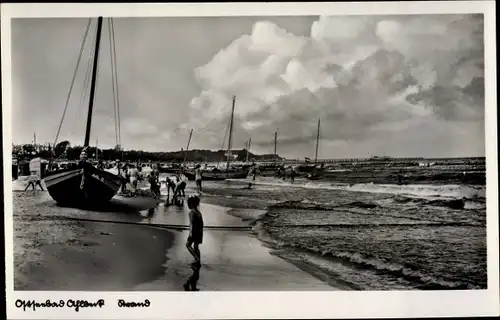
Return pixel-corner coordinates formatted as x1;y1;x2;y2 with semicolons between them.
43;17;122;207
184;96;249;181
302;118;325;180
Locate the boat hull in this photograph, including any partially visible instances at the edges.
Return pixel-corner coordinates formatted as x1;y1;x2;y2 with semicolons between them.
159;166;181;174
43;165;122;207
306;174;324;180
297;164;317;173
184;168;249;181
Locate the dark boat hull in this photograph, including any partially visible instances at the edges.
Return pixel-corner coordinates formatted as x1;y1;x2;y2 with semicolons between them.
184;168;249;181
43;165;122;207
306;174;324;180
159;166;181;174
305;167;326;180
297;164;317;173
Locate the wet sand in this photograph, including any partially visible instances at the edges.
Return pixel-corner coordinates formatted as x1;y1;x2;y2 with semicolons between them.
13;190;173;291
135;202;336;291
12;178;338;291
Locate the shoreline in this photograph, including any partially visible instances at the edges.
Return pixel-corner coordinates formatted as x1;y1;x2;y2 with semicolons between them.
13;180;340;291
13;172;484;291
135;228;336;291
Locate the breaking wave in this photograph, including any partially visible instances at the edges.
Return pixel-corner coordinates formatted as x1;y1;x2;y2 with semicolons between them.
252;216;484;290
293;249;480;290
227;178;485;201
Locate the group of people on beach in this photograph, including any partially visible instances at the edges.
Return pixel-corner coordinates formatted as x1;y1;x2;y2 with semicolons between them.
116;162;144;196
276;164;296;183
116;162;205;201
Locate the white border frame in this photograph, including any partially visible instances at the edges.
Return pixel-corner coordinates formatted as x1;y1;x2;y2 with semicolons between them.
2;2;498;319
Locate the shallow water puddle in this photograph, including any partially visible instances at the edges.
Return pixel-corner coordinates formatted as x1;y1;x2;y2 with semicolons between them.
141;202;250;228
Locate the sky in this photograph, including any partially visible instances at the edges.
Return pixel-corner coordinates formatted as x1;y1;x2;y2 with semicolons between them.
11;14;485;159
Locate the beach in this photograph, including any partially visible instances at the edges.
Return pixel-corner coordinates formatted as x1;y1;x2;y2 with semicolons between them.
12;160;487;291
12;178;336;291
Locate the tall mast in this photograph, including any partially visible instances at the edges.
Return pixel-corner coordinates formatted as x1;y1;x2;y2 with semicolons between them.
314;118;320;165
183;129;193;164
274;131;278;164
246;138;251;162
226;96;236;175
96;139;98;160
245;141;249;162
84;17;103;147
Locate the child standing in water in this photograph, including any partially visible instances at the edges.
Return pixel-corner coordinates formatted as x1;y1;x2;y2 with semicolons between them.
184;195;203;291
186;195;203;267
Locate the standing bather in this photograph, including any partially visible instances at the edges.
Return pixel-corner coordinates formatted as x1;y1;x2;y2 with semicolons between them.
290;166;296;183
128;164;139;191
184;195;203;291
194;164;203;194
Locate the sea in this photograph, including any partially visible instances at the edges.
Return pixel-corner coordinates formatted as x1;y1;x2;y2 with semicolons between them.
13;157;487;291
198;159;487;291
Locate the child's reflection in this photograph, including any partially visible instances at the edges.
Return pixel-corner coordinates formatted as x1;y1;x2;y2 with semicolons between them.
184;264;201;291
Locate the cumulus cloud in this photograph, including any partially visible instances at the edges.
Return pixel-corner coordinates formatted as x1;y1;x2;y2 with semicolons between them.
187;14;484;158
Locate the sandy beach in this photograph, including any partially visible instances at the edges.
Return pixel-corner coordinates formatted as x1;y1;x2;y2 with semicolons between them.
13;188;173;291
12;161;486;291
12;177;338;291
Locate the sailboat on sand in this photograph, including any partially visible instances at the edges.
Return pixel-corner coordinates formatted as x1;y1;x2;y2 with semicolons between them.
43;17;154;207
184;96;249;181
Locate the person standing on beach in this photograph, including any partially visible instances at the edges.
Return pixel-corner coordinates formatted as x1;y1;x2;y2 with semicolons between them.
25;174;44;191
25;157;45;191
194;164;203;194
148;170;161;198
290;166;296;183
118;163;128;194
246;166;254;189
180;171;188;197
128;164;139;192
185;195;203;292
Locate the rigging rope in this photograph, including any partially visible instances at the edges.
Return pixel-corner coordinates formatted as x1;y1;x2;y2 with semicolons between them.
52;18;92;151
68;27;97;140
110;18;122;147
108;18;119;147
